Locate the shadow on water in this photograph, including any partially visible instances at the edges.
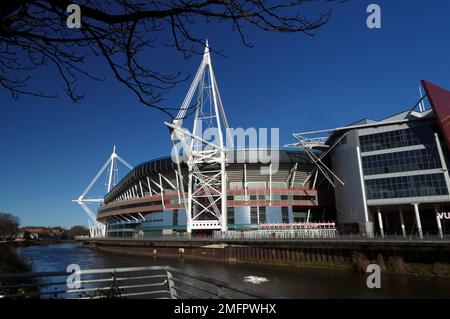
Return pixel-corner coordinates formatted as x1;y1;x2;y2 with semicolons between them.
18;242;450;298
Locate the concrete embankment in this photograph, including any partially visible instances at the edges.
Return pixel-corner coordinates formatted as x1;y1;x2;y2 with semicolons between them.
83;238;450;277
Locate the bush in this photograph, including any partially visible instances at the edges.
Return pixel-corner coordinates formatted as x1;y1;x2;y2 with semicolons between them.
432;263;450;276
352;252;370;273
0;245;34;298
387;256;406;273
376;254;387;272
0;245;31;273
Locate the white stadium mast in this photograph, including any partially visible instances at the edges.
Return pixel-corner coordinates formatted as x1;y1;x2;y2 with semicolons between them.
73;145;133;237
165;40;233;234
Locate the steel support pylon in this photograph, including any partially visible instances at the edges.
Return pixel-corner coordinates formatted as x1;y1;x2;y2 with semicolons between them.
165;40;232;233
73;145;133;237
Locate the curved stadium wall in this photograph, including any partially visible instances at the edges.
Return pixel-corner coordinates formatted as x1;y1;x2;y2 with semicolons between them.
97;149;334;237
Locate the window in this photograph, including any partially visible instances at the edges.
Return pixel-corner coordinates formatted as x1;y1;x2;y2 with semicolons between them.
250;195;257;200
365;173;448;200
359;128;423;152
250;207;258;224
227;207;235;225
281;207;289;223
293;211;307;223
293;195;315;201
362;148;441;176
259;206;266;224
280;195;289;200
172;209;178;226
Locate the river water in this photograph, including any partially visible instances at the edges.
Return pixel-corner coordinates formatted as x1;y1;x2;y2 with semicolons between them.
18;242;450;298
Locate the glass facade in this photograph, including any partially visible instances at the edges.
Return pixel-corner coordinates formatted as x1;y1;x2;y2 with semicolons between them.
365;173;448;200
359;128;421;152
362;148;441;175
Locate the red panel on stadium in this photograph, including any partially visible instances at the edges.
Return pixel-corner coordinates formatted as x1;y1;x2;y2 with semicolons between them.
422;80;450;149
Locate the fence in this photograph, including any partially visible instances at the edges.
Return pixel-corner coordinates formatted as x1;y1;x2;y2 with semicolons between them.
0;266;276;299
213;228;337;240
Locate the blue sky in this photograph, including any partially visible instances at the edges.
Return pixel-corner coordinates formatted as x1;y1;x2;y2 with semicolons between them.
1;0;450;228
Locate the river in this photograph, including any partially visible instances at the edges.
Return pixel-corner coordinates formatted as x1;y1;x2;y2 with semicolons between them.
17;242;450;298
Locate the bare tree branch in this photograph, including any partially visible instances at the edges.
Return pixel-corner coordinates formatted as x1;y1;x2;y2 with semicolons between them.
0;0;345;118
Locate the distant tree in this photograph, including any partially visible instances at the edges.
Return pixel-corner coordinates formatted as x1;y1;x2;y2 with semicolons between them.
0;0;345;118
0;212;20;240
65;225;89;239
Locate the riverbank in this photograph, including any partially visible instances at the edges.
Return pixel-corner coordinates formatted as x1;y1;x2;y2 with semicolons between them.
18;239;76;247
83;238;450;277
0;244;31;273
2;239;77;248
0;239;77;274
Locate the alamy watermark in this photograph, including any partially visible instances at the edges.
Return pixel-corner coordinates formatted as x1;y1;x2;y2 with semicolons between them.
367;4;381;29
437;212;450;220
66;4;81;29
170;126;281;175
66;263;81;289
65;4;383;31
366;264;381;289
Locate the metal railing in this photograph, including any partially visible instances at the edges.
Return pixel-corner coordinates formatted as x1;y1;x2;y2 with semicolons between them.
0;266;276;299
213;229;338;240
99;230;450;242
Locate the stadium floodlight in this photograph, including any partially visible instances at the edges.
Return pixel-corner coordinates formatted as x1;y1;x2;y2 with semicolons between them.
165;40;232;233
73;145;133;238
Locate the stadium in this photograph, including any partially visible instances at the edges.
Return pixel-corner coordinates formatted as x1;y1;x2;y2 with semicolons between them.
89;42;336;238
81;42;450;240
97;148;334;237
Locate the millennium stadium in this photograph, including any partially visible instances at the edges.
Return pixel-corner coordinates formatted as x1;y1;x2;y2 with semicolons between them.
97;147;335;238
75;42;450;240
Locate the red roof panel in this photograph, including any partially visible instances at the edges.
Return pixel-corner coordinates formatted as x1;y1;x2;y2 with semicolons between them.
422;80;450;150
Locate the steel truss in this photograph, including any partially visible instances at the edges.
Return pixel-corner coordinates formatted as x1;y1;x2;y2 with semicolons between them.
292;133;345;188
165;40;232;233
73;146;133;237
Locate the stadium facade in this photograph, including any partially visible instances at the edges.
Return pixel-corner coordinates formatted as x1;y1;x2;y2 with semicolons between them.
95;43;450;239
98;149;334;237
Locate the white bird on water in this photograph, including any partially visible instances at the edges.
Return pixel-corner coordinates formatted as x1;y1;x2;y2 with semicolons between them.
244;276;269;284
